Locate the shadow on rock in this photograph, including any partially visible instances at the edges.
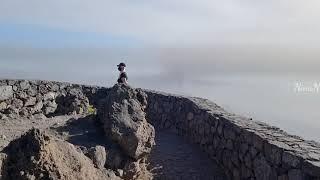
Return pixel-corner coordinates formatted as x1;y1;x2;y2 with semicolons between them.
52;114;110;148
1;128;120;180
51;114;129;172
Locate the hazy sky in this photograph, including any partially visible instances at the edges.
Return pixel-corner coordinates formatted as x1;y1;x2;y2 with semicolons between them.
1;0;320;46
1;0;320;84
1;1;320;141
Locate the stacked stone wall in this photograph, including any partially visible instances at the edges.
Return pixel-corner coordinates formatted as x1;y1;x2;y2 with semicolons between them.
145;90;320;180
0;79;108;119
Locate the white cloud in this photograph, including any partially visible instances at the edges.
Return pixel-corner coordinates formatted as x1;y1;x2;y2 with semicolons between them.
1;0;320;46
1;0;320;78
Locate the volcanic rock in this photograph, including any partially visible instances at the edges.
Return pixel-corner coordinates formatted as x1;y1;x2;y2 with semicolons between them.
1;128;120;180
98;84;155;160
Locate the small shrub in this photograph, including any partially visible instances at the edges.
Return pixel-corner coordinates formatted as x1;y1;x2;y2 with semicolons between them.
87;105;96;115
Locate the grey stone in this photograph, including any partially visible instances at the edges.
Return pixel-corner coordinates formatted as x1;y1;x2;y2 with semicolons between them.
0;113;8;120
264;142;282;165
244;153;252;168
0;102;7;111
217;124;223;135
116;169;123;177
43;101;57;115
32;101;43;114
240;164;252;179
241;131;253;145
252;134;264;151
232;168;240;180
283;151;301;168
253;155;272;180
288;169;304;180
250;146;258;158
36;93;43;102
239;143;249;156
211;125;217;134
0;81;7;86
213;136;221;149
0;153;7;179
43;92;56;101
88;146;107;169
27;86;38;96
16;91;28;100
187;112;194;120
38;84;49;94
6;80;15;86
51;84;60;92
278;174;289;180
226;139;234;150
270;140;293;151
224;128;236;140
19;107;29;117
4;106;19;115
0;86;13;101
231;151;240;167
12;98;24;109
105;149;124;169
12;85;18;91
19;80;30;90
33;113;46;119
24;97;37;107
302;160;320;177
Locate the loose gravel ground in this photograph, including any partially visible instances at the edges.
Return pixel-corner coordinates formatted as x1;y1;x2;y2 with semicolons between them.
0;116;226;180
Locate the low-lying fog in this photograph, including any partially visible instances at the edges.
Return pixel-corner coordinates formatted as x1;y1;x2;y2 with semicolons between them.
1;47;320;142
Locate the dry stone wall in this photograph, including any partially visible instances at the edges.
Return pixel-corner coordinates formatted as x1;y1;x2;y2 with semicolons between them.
0;79;108;119
145;90;320;180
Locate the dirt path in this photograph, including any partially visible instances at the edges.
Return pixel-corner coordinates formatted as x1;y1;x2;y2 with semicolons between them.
149;130;226;180
0;116;226;180
0;115;76;151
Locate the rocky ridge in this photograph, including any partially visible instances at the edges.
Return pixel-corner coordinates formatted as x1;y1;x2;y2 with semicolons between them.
1;79;320;180
0;82;156;180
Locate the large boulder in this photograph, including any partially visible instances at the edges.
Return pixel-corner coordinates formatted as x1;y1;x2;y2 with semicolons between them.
2;128;120;180
98;84;155;160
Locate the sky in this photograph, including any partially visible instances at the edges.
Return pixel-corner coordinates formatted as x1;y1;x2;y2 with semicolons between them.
1;0;320;84
1;1;320;141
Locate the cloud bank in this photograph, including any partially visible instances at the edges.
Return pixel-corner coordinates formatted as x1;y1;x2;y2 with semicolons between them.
1;0;320;83
1;0;320;46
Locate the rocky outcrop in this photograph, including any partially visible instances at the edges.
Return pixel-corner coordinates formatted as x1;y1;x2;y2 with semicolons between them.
98;84;155;160
98;84;155;180
1;128;120;180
